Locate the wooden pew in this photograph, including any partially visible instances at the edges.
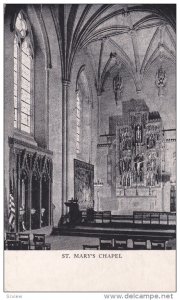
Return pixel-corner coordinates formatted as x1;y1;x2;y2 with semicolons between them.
100;238;114;250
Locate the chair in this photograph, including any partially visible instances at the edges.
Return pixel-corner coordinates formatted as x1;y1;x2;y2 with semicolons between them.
44;243;51;250
133;212;143;224
6;240;21;250
81;211;87;223
4;232;17;250
114;237;127;250
83;245;99;250
6;232;17;241
102;211;111;223
94;211;103;223
33;234;46;250
150;240;166;250
18;233;30;250
100;238;114;250
133;238;147;250
33;234;51;250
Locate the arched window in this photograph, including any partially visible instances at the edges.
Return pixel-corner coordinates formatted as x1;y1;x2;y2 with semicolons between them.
76;90;81;154
14;12;33;134
76;66;92;155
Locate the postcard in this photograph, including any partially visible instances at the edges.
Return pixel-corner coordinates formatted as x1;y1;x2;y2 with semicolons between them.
3;3;176;293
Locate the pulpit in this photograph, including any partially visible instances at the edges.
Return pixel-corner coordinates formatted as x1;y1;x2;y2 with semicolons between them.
65;199;82;225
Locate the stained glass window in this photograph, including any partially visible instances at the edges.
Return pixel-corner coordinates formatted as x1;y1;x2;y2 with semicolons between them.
76;91;81;153
14;12;33;134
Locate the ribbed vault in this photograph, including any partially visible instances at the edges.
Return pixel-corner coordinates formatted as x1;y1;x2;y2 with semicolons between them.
49;3;175;90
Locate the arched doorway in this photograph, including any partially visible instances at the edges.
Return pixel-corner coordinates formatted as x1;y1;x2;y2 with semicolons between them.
31;172;41;230
41;173;50;227
19;170;29;231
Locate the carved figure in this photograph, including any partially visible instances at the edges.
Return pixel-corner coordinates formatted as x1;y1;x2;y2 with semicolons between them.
135;125;142;143
134;155;144;183
155;66;167;96
113;73;123;105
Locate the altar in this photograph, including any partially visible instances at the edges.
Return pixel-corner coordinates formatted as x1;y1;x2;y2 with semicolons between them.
106;99;171;214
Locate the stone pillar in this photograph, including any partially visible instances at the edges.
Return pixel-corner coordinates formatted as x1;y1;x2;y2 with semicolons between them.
16;153;21;233
45;68;50;148
163;181;171;212
97;94;101;137
48;178;51;225
162;182;165;211
39;177;42;228
28;175;32;231
62;80;70;216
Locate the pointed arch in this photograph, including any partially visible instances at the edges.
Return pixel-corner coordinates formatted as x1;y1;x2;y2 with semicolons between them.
13;10;34;135
75;65;92;154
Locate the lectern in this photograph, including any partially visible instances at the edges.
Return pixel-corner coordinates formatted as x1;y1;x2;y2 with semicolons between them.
65;199;82;225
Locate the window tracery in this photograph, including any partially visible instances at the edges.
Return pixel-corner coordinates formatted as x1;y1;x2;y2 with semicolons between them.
14;12;33;134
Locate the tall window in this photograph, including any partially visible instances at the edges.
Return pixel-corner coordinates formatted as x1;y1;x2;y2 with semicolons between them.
14;12;33;134
76;91;81;153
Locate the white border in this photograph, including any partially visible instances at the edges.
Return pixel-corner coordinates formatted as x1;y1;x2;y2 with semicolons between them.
0;1;179;299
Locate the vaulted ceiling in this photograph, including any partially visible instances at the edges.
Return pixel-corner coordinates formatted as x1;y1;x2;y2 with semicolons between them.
51;3;176;92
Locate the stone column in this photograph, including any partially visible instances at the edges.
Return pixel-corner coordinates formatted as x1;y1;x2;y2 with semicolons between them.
16;152;21;232
62;80;70;216
39;177;42;228
48;178;51;226
162;182;165;211
97;94;101;138
28;174;32;231
45;68;50;148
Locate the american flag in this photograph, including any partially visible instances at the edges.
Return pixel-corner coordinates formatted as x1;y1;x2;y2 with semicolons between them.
9;179;15;230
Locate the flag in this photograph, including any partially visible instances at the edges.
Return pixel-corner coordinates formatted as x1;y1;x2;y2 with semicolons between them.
9;179;15;231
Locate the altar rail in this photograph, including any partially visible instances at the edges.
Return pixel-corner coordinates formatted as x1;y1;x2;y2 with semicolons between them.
82;211;112;223
133;211;176;225
60;210;176;226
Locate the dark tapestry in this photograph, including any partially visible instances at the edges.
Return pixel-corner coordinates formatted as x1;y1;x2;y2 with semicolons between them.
74;159;94;210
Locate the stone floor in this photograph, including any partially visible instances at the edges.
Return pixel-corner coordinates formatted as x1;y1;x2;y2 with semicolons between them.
45;235;176;250
18;225;176;250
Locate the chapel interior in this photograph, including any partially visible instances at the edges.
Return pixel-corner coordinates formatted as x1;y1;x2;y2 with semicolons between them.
4;4;176;250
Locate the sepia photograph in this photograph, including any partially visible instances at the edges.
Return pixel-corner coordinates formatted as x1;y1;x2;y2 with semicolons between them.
3;3;176;292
